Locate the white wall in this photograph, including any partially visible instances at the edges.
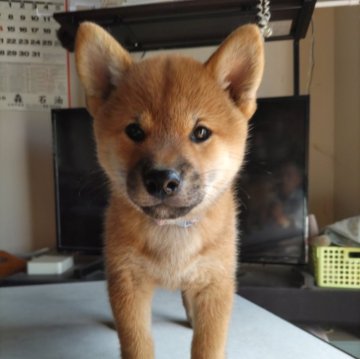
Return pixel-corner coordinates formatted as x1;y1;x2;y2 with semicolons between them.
0;110;56;254
334;5;360;220
300;8;336;228
300;6;360;227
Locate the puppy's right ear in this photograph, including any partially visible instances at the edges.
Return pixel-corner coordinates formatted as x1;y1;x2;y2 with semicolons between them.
75;22;132;116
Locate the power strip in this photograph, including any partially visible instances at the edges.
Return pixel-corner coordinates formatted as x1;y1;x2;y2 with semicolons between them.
27;255;74;275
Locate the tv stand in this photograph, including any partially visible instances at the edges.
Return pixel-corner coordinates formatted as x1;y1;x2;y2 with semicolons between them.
72;255;104;279
237;263;360;327
237;263;306;288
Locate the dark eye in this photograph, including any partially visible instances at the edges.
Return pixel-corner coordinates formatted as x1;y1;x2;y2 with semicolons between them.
125;123;145;142
191;125;212;143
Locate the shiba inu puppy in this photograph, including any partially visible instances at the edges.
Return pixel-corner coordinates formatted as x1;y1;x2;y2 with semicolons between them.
74;22;264;359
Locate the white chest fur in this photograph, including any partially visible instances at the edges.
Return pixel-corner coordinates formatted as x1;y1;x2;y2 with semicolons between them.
132;224;205;289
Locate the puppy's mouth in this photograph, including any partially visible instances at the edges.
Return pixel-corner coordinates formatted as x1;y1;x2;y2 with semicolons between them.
141;204;195;220
126;159;204;220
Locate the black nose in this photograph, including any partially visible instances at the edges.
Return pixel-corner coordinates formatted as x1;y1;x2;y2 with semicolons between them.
143;169;181;198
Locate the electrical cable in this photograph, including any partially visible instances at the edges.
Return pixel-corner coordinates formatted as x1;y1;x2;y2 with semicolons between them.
307;20;315;94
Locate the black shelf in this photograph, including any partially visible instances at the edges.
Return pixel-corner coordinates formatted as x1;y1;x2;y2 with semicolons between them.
54;0;316;52
238;286;360;326
0;255;104;287
237;263;360;326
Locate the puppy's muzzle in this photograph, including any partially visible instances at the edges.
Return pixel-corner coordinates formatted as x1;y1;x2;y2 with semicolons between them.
143;169;181;199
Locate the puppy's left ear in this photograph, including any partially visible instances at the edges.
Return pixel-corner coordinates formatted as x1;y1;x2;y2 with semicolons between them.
205;24;264;119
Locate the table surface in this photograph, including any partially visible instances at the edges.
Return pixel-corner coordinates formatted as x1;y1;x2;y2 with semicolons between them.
0;281;353;359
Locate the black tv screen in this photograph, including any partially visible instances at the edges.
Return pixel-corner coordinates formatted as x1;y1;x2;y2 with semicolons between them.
51;96;309;263
238;96;309;264
52;108;109;253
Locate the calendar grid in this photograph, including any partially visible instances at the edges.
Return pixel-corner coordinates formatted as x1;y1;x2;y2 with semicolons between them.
0;0;69;110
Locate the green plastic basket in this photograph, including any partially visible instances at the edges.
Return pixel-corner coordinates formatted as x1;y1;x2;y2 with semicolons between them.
314;247;360;289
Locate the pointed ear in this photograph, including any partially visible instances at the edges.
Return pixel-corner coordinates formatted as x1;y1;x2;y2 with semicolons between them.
75;22;133;116
205;24;264;119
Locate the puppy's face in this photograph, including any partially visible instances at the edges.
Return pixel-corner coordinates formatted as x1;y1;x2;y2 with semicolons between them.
75;23;264;221
94;56;248;220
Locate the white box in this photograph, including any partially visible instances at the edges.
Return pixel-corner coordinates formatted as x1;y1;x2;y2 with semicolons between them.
27;255;74;275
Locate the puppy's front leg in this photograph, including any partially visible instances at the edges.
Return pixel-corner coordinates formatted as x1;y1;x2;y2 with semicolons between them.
107;272;155;359
189;280;234;359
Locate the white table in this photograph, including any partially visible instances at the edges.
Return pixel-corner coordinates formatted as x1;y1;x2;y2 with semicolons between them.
0;281;352;359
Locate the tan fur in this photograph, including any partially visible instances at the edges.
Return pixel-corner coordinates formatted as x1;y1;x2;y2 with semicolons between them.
74;22;264;359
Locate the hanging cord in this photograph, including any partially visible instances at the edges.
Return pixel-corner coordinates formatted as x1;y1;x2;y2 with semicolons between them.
307;20;315;94
257;0;273;38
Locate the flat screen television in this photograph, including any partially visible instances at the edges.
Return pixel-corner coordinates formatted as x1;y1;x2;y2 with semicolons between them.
51;95;309;264
238;96;309;264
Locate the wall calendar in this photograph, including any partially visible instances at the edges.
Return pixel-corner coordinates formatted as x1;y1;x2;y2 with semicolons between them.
0;0;69;111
